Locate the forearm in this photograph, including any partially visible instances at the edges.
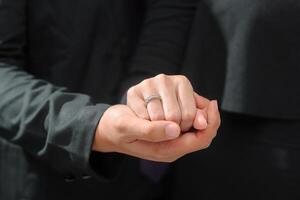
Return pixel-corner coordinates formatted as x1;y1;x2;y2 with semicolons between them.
0;62;112;177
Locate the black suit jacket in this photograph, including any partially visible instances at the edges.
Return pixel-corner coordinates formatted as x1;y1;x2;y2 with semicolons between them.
0;0;197;199
163;2;300;200
183;0;300;119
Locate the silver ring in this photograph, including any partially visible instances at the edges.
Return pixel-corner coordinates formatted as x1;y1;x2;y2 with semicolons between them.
144;95;162;107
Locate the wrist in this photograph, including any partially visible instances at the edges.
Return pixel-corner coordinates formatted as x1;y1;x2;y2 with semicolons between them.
92;109;115;153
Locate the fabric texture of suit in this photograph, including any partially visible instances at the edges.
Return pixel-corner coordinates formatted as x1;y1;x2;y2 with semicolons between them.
184;0;300;119
0;0;197;199
158;1;300;200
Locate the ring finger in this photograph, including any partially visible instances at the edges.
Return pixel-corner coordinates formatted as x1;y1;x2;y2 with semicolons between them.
144;93;165;121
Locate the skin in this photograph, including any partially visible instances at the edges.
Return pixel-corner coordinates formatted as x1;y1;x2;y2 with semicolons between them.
127;74;209;131
93;74;221;162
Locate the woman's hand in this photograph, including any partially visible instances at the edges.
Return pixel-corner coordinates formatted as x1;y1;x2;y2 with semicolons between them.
126;74;208;132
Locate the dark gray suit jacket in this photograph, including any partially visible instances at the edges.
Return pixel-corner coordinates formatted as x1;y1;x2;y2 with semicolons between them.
164;2;300;200
183;0;300;119
0;0;197;199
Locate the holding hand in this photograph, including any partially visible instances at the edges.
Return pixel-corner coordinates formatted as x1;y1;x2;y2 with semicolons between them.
93;74;221;162
127;74;208;132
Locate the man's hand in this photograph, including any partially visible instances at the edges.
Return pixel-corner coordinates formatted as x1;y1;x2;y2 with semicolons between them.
92;98;220;162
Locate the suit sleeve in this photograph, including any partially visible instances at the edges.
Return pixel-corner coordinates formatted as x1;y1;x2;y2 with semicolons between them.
0;0;119;182
120;0;198;93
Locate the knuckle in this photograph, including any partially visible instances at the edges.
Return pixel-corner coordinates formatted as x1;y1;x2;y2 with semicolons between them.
114;116;127;133
139;112;150;120
176;75;193;89
166;112;181;123
176;75;189;83
156;73;167;79
155;74;169;84
126;88;136;105
151;113;165;121
127;86;136;97
182;111;196;123
140;79;151;88
142;124;154;138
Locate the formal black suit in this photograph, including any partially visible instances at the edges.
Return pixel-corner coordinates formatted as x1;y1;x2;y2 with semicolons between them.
0;0;197;199
160;1;300;200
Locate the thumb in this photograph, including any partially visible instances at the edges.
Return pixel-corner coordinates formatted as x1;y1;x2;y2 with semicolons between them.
125;115;181;142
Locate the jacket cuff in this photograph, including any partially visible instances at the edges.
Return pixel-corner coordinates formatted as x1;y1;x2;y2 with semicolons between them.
69;103;124;182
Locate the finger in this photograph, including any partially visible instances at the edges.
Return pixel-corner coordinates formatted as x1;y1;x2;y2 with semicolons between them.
177;80;197;132
144;93;165;121
194;93;210;109
122;114;181;142
156;77;181;124
207;100;221;129
145;100;220;157
147;100;165;121
193;109;208;130
127;87;150;120
185;100;220;152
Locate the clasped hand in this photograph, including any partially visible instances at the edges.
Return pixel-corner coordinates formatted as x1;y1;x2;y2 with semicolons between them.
93;74;221;162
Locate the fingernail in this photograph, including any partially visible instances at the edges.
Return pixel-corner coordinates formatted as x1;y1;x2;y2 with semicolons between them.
212;100;219;112
165;124;180;139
